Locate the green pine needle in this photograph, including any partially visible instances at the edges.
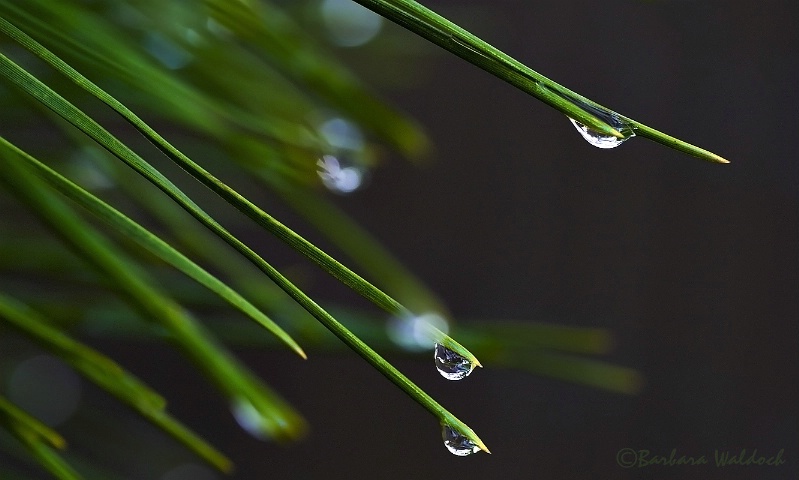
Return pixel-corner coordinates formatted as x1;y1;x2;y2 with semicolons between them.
0;155;306;447
352;0;729;163
0;13;484;404
0;293;233;473
0;52;485;450
0;395;82;480
0;136;306;360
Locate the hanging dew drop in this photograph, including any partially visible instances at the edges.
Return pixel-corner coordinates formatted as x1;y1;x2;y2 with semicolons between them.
568;118;633;149
441;424;481;456
535;83;635;149
434;343;474;380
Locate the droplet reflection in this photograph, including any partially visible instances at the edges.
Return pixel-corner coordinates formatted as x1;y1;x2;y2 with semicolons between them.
568;118;634;149
142;31;193;70
433;343;474;381
320;0;383;47
317;154;364;194
387;313;448;352
319;117;365;152
206;17;232;39
441;424;480;456
568;114;635;149
230;398;269;440
68;146;115;190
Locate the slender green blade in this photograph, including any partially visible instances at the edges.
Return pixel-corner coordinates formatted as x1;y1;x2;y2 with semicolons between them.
0;136;305;359
0;16;486;449
498;350;644;394
0;1;317;148
0;293;166;412
0;156;305;454
202;0;429;158
0;293;233;472
266;179;450;316
352;0;728;163
0;395;81;480
462;321;615;355
0;16;481;375
0;396;66;451
7;431;81;480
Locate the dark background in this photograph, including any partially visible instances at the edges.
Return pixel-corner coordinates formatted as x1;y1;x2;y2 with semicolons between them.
8;0;799;479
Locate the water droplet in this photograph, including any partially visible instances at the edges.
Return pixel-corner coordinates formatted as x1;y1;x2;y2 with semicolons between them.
320;0;383;47
68;146;115;190
142;31;193;70
319;117;365;152
434;343;474;381
183;28;203;47
206;17;233;39
317;154;364;194
568;118;632;149
7;355;82;427
535;83;635;149
230;398;270;440
441;424;480;456
387;313;448;352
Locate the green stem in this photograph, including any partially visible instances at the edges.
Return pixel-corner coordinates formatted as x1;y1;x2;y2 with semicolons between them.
0;153;305;450
0;14;482;366
0;136;306;359
352;0;728;163
0;13;490;449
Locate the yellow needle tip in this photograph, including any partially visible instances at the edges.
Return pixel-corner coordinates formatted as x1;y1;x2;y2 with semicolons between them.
610;128;625;139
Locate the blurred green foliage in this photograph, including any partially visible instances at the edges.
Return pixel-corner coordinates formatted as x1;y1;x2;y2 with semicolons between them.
0;1;641;477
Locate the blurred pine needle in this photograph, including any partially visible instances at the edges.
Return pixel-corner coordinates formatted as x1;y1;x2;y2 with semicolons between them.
0;1;644;477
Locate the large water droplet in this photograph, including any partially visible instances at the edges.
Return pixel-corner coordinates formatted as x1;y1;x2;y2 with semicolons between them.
434;343;474;381
537;84;635;149
569;118;632;149
442;424;480;456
